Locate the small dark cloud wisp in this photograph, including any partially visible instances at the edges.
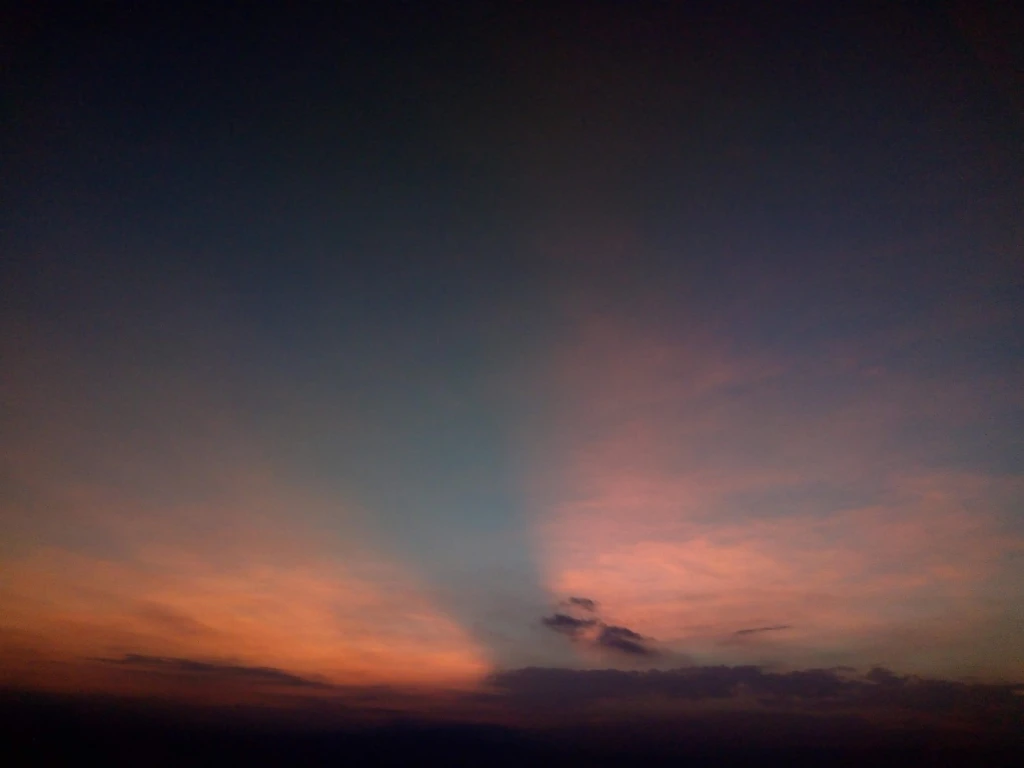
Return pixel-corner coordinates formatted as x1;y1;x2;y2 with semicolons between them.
597;625;655;656
734;624;793;636
94;654;334;689
565;597;597;612
541;613;597;637
541;598;658;657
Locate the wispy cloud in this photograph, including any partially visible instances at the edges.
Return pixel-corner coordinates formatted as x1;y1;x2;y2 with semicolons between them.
734;625;792;636
93;654;335;689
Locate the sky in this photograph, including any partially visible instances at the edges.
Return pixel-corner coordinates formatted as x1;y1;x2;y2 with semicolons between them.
2;0;1024;749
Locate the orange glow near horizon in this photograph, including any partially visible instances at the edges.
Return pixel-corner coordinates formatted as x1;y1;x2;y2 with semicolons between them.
0;472;492;701
0;544;490;699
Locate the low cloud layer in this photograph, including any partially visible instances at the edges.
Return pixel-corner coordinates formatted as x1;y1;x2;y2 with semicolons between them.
488;665;1024;728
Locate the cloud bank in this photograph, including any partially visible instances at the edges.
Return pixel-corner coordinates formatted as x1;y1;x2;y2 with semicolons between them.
488;664;1024;728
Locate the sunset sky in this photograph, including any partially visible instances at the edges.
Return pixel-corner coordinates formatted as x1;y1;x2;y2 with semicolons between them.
2;1;1023;740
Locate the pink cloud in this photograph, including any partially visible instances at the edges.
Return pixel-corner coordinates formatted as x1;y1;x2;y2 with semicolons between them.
533;311;1024;680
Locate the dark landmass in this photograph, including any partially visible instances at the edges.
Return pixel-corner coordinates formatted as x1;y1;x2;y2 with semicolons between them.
3;687;1021;767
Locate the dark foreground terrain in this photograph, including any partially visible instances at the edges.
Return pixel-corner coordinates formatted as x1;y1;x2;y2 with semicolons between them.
3;689;1021;767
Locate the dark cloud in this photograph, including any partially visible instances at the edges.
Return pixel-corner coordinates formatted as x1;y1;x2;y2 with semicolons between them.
488;665;1024;727
540;613;597;637
541;605;657;657
596;625;657;656
490;665;827;704
865;666;904;687
94;654;334;689
565;597;597;612
734;624;793;635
